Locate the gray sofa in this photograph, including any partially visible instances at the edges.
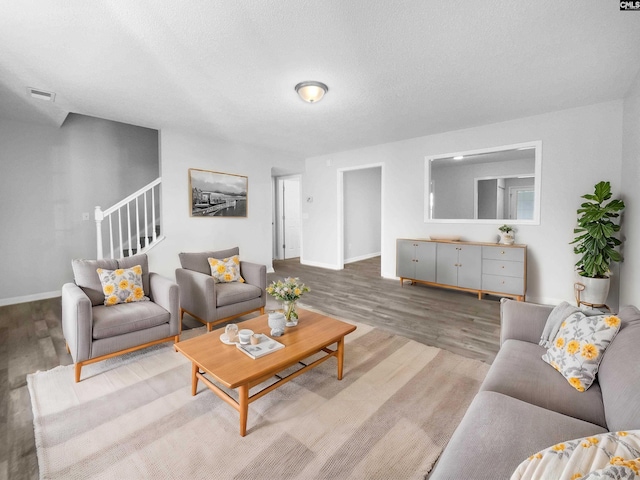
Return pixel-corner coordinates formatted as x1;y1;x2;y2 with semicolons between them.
429;299;640;479
176;247;267;332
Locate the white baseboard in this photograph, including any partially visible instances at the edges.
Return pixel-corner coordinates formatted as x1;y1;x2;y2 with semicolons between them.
0;290;61;307
344;252;381;264
299;259;341;270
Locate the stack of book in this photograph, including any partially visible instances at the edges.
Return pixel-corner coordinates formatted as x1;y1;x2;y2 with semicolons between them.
236;334;285;359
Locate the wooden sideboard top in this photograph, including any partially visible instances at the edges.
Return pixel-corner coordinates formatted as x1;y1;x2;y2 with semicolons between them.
398;238;527;248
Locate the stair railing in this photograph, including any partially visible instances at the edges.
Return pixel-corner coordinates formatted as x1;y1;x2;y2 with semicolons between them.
94;178;164;259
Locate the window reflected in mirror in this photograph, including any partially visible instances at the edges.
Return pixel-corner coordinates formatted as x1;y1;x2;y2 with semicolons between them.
425;142;541;224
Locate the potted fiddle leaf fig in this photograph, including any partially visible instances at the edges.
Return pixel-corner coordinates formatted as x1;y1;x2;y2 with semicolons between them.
570;181;625;305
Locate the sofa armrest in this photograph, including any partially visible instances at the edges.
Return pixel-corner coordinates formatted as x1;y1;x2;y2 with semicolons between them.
175;268;218;323
240;261;267;294
61;283;93;363
500;299;554;346
149;272;180;336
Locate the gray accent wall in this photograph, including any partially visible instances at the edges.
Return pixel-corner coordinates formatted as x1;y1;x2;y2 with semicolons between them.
0;114;159;304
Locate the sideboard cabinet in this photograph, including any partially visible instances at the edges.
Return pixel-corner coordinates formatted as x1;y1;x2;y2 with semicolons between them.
396;239;527;301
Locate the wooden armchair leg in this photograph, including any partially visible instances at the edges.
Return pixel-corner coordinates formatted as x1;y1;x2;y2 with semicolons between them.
65;343;70;354
74;363;82;383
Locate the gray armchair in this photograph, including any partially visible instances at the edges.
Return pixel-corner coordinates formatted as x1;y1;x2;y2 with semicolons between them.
62;253;180;382
176;247;266;332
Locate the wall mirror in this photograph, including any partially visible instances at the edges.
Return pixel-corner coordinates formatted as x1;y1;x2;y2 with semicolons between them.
424;141;541;224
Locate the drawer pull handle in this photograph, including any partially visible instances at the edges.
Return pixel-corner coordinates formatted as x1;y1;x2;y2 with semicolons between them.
501;266;505;269
501;251;505;254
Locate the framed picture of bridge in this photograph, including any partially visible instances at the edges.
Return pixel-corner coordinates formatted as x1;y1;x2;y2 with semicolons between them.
189;168;248;217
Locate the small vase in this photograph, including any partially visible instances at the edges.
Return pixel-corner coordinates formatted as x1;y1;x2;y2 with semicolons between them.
268;312;286;337
499;232;515;245
283;300;298;327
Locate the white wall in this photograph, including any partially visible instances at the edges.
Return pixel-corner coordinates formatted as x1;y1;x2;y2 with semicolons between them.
343;167;381;263
0;114;159;305
147;128;301;280
620;71;640;307
302;101;624;306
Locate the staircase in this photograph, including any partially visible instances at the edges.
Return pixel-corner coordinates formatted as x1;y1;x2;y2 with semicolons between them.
94;178;165;259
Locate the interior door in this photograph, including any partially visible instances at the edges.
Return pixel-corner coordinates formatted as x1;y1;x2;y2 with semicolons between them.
282;177;301;259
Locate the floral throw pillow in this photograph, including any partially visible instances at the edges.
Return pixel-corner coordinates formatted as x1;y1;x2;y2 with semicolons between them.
541;312;621;392
207;255;245;283
96;265;149;306
511;431;640;480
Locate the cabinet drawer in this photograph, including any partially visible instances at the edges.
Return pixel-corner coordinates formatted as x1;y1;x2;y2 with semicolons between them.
482;259;524;277
482;274;524;295
482;246;524;262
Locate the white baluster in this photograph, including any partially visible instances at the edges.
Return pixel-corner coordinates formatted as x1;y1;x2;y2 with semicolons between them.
152;186;157;241
143;191;149;248
135;197;141;254
126;203;132;257
94;206;104;259
108;215;114;259
118;209;124;259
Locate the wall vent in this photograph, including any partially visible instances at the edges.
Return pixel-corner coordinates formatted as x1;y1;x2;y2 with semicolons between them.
27;87;56;102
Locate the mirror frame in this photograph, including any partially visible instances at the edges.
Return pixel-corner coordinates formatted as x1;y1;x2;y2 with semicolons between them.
424;141;542;224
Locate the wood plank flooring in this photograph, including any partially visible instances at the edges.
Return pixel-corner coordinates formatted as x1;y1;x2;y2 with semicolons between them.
0;255;501;479
268;256;501;364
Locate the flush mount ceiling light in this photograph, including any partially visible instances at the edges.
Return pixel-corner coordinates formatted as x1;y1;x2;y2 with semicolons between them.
295;81;328;103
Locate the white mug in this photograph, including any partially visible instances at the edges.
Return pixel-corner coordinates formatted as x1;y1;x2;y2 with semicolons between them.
238;329;253;344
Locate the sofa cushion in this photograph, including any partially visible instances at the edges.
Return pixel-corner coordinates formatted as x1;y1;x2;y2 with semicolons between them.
97;265;149;306
215;282;262;307
92;302;170;340
72;258;119;306
208;255;245;283
117;253;150;296
539;301;604;348
179;247;240;275
428;391;607;480
598;305;640;432
480;339;607;427
541;312;621;392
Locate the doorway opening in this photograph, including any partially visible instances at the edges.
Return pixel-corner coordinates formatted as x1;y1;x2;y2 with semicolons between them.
274;175;302;260
337;164;384;273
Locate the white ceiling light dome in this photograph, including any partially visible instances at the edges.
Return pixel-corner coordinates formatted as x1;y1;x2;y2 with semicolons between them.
295;81;328;103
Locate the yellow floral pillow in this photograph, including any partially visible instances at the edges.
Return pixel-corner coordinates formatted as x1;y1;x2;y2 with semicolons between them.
96;265;149;306
511;431;640;480
541;312;621;392
207;255;245;283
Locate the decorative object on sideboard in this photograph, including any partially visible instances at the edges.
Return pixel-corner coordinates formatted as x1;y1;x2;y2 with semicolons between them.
571;181;625;307
266;277;310;327
498;224;515;245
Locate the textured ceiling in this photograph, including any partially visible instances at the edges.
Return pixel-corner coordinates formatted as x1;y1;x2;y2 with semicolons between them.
1;1;640;158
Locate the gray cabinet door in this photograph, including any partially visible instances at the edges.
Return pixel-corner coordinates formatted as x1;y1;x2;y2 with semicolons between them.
396;240;416;278
457;245;482;289
414;241;436;282
436;243;459;286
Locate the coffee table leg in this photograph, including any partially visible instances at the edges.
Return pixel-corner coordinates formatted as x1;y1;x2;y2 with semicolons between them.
337;337;345;380
238;384;249;436
191;363;198;396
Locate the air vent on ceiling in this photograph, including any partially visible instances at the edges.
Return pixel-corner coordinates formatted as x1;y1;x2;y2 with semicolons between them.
27;87;56;102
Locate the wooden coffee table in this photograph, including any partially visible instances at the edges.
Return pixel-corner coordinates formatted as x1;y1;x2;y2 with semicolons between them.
174;308;357;436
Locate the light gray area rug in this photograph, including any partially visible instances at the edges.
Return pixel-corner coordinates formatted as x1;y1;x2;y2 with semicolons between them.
28;321;489;479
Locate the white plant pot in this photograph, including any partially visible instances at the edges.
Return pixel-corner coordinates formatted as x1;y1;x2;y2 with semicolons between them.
577;276;611;306
499;232;515;245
